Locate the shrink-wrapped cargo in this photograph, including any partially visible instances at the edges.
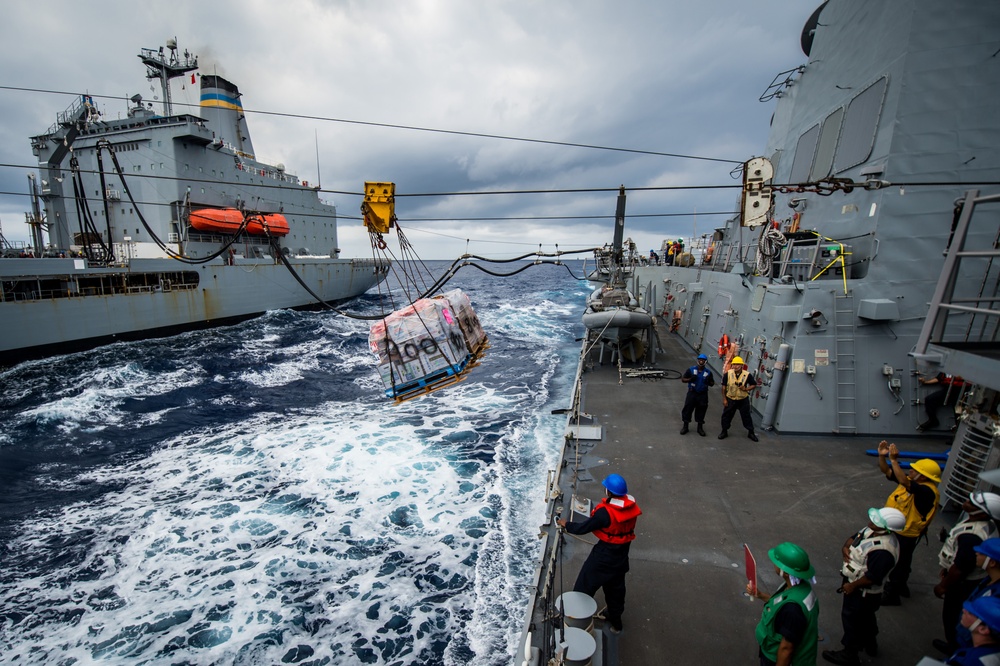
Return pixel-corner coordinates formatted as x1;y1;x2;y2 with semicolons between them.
369;292;480;400
438;289;488;354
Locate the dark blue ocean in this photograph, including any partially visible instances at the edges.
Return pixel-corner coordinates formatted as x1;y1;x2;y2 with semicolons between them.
0;260;589;665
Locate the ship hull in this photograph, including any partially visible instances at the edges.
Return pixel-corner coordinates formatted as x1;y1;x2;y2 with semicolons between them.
632;260;939;436
0;256;385;366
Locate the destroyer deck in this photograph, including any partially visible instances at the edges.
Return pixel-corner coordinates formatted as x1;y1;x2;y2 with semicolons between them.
536;319;954;664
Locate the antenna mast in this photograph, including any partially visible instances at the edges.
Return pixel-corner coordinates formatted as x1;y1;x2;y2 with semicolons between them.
138;38;198;116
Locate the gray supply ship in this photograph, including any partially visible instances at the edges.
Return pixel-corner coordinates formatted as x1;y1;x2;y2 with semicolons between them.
521;1;1000;664
0;40;389;366
628;0;1000;438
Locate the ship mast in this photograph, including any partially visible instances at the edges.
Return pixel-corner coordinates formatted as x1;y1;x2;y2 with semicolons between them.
611;185;627;286
138;38;198;116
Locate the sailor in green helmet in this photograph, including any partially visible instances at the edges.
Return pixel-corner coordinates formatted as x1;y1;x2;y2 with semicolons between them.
748;542;820;666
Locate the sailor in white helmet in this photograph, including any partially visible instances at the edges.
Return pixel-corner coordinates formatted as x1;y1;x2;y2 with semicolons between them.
822;507;904;666
934;492;1000;655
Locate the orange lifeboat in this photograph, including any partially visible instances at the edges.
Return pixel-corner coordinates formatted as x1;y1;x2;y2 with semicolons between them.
246;213;290;236
190;208;244;234
189;209;290;237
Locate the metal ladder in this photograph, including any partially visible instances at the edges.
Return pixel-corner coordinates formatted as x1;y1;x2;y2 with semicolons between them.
834;292;857;434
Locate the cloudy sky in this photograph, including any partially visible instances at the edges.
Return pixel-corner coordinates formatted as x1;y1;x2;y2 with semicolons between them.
0;1;818;260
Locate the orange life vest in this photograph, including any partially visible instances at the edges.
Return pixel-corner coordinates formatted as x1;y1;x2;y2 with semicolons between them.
593;495;642;545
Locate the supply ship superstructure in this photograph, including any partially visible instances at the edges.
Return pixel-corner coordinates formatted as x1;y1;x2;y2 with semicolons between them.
0;40;388;365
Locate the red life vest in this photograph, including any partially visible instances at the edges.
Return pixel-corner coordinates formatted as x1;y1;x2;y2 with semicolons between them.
593;495;642;545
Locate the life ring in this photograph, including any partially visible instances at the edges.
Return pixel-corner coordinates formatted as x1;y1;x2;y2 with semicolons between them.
717;334;730;358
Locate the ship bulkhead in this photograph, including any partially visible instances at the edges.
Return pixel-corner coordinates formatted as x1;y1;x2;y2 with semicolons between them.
634;0;1000;436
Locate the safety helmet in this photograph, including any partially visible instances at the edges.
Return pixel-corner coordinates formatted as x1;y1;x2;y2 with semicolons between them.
732;356;745;365
964;595;1000;633
970;491;1000;519
910;459;942;483
868;507;906;532
677;238;683;242
602;474;628;496
975;537;1000;562
697;354;708;360
768;542;815;579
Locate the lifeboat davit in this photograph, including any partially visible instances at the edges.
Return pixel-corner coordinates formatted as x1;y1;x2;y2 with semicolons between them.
189;209;290;237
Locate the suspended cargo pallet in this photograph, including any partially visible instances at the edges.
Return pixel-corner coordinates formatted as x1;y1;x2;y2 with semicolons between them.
369;288;489;403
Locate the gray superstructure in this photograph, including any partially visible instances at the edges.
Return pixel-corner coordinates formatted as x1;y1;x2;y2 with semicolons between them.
634;0;1000;436
1;40;389;366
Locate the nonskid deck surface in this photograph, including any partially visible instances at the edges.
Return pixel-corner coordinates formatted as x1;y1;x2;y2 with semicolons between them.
556;320;949;664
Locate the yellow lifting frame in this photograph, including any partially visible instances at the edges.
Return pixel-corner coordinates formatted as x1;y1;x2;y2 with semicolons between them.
362;181;395;234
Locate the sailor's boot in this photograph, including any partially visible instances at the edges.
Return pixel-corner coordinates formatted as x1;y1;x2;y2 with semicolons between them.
679;423;689;435
717;430;728;440
748;431;759;442
697;424;706;436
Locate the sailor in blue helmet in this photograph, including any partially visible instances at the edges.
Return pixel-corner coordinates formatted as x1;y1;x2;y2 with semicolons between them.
557;473;642;633
948;537;1000;653
947;595;1000;665
680;353;716;436
934;492;1000;655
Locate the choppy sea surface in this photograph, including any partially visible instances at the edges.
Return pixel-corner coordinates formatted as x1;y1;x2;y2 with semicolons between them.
0;260;588;665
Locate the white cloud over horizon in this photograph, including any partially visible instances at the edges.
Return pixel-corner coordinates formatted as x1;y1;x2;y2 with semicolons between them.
0;1;818;259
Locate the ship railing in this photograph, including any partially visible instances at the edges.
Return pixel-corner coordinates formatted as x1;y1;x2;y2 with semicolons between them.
759;65;806;103
912;189;1000;388
918;192;1000;509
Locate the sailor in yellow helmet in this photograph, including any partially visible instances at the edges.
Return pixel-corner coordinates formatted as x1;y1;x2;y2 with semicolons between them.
876;440;941;605
719;356;759;442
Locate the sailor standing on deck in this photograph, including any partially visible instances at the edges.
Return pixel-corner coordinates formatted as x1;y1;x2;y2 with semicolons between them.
680;353;715;436
557;473;641;634
719;356;758;442
933;492;1000;655
821;507;904;666
878;441;941;606
747;542;820;666
953;538;1000;650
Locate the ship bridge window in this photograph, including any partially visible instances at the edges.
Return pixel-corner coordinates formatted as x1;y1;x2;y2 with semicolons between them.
833;76;888;173
811;107;844;180
789;124;819;186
